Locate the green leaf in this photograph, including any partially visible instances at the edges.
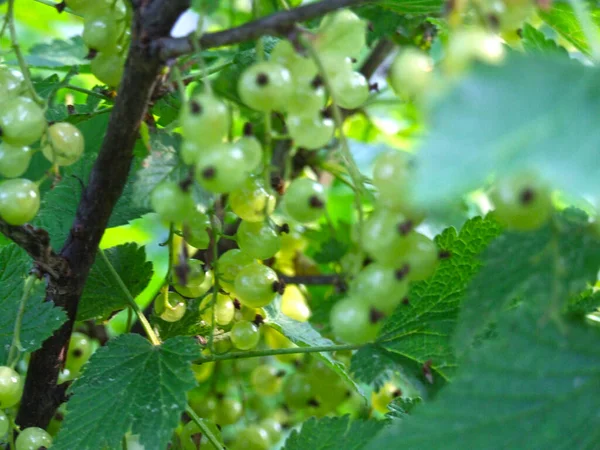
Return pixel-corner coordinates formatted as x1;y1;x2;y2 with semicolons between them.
413;55;600;207
284;416;387;450
539;1;600;55
77;244;153;321
367;308;600;450
153;93;181;127
350;344;404;390
53;335;198;450
373;0;443;15
455;209;600;351
0;245;66;362
24;37;90;69
371;216;501;385
191;0;219;14
566;289;600;318
521;23;568;56
265;300;364;399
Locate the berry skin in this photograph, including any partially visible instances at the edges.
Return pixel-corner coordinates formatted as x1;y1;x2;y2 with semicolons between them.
260;418;283;445
251;364;284;396
0;410;8;437
195;142;248;193
231;320;260;350
83;14;119;52
15;427;52;450
400;232;439;281
215;398;243;425
65;331;94;374
181;94;229;147
234;261;279;308
286;75;326;115
351;263;409;315
154;291;187;322
0;97;46;146
361;209;413;266
42;122;85;166
237;135;263;172
238;61;293;112
0;66;24;99
0;143;32;178
200;293;235;326
284;178;326;223
217;249;254;294
330;297;383;344
445;28;505;74
91;51;125;87
229;177;276;223
270;40;318;81
372;150;413;210
184;209;211;249
231;425;271;450
150;181;194;224
283;373;314;409
316;10;367;59
389;48;434;99
287;112;335;150
490;173;553;231
180;139;202;166
331;70;370;109
0;178;40;226
0;366;23;408
236;220;281;260
371;381;402;414
172;259;206;297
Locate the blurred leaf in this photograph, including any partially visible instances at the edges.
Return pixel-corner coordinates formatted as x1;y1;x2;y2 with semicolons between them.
539;1;600;55
374;216;501;386
566;289;600;318
284;416;386;450
367;308;600;450
191;0;219;14
413;55;600;207
351;344;404;390
386;397;422;419
53;335;198;450
0;245;66;362
153;93;181;127
373;0;443;15
521;23;568;56
456;209;600;351
78;244;153;321
23;36;89;69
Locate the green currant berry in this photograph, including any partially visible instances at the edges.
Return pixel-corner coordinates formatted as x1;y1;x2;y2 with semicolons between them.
200;293;235;326
0;410;8;437
91;51;125;87
180;139;202;166
231;425;270;450
0;366;23;408
283;373;314;409
316;10;367;59
0;143;32;178
150;181;194;224
154;291;187;322
188;391;218;420
372;150;413;209
172;259;206;297
83;14;119;52
231;320;260;350
251;364;283;396
287;111;334;150
0;178;40;225
215;398;243;425
196;142;248;193
371;381;402;414
400;232;439;281
236;220;281;260
389;48;433;99
332;70;370;109
229;177;276;222
0;66;24;99
361;209;413;266
238;61;293;112
330;297;383;344
445;28;505;75
42;122;85;166
15;427;52;450
287;74;327;115
184;209;211;249
351;263;409;315
260;418;282;445
217;249;254;294
237;134;263;172
270;40;318;81
0;97;46;146
181;94;229;147
65;331;94;374
234;261;279;308
284;178;326;223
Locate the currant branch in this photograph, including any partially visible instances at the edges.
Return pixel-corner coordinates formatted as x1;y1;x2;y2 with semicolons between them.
155;0;368;60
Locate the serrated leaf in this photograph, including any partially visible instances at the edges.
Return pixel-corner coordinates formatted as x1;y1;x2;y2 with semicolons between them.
385;397;422;419
0;245;66;362
284;416;387;450
24;37;90;69
53;335;198;450
350;345;402;390
521;23;568;56
539;1;600;55
367;308;600;450
373;216;501;385
456;209;600;351
265;299;364;399
413;55;600;207
78;244;153;321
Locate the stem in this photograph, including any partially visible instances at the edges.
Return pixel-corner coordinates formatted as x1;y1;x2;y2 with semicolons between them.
192;17;213;95
186;405;224;449
7;275;36;368
7;0;44;105
64;84;112;101
99;249;161;346
300;36;365;234
570;0;600;61
208;217;221;351
197;342;362;362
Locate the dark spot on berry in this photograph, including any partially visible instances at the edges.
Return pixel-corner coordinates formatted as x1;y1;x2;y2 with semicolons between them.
309;195;324;209
85;49;98;60
72;348;83;358
395;264;410;280
520;188;535;205
311;75;324;89
56;1;66;13
253;314;265;326
272;280;286;295
256;73;269;86
320;108;332;120
369;307;386;324
67;104;76;115
392;389;402;398
363;257;373;267
279;223;290;234
216;392;225;400
276;369;286;377
397;219;414;235
38;447;48;450
350;57;357;63
271;174;285;194
190;100;202;115
335;279;348;294
0;126;3;137
307;397;320;407
179;176;193;192
202;166;216;179
281;421;291;429
402;297;410;305
243;122;254;136
233;298;241;310
369;82;379;92
438;249;451;259
516;27;523;38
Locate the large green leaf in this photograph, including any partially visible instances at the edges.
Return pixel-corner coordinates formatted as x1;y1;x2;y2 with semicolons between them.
539;2;600;55
367;308;600;450
374;0;443;15
521;23;568;56
413;55;600;207
0;245;66;363
455;209;600;351
363;216;501;386
77;244;153;321
24;37;90;69
53;335;198;450
284;416;387;450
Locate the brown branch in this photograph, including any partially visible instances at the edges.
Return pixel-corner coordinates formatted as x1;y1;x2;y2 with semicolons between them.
15;3;190;430
279;273;346;286
155;0;368;60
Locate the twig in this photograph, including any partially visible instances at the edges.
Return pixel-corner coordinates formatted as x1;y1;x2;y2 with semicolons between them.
279;273;343;285
7;276;36;368
186;406;224;450
155;0;368;60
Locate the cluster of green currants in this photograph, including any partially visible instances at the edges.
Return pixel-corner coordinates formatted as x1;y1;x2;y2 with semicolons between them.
238;10;370;149
0;331;96;448
66;0;130;86
185;347;360;450
0;66;85;226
